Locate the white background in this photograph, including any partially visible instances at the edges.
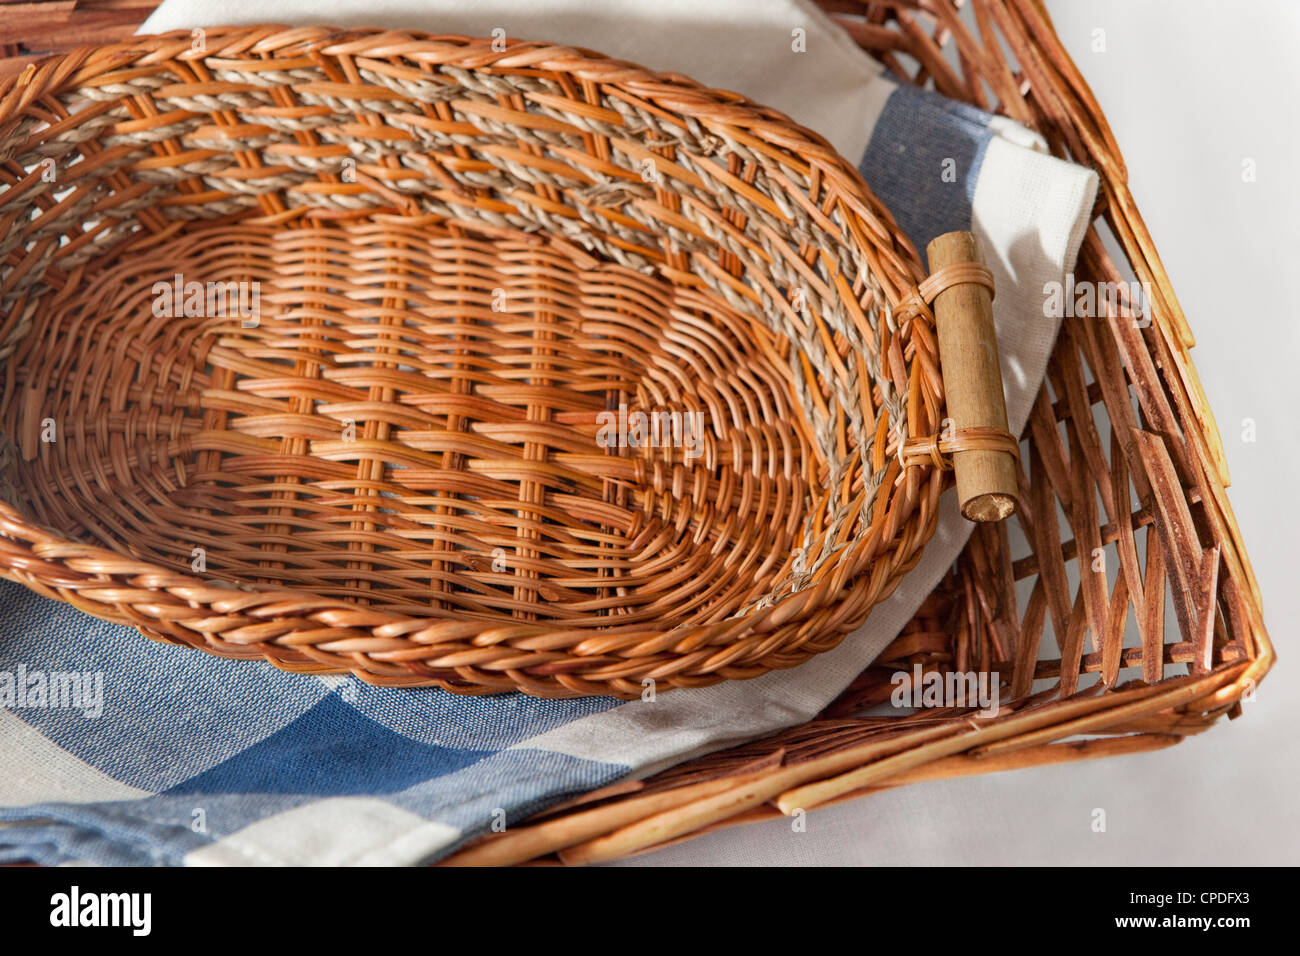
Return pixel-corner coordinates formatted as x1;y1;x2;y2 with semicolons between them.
618;0;1300;866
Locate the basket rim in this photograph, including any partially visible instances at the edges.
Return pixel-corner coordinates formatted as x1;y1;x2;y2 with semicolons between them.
0;22;928;294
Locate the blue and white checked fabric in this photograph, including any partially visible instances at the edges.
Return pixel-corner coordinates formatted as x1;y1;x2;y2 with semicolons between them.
0;0;1097;865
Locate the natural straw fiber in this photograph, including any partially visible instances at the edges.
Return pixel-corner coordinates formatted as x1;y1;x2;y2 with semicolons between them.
0;24;970;698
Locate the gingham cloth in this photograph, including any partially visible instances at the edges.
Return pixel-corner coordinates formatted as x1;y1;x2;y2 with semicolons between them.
0;0;1097;865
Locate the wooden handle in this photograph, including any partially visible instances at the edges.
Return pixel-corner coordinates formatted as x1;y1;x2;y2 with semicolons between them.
926;231;1018;522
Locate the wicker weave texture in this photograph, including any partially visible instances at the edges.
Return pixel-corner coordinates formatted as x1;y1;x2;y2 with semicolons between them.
0;0;1273;865
441;0;1275;863
0;25;950;697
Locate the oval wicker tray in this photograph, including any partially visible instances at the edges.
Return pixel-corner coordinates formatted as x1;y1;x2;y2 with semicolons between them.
0;26;965;698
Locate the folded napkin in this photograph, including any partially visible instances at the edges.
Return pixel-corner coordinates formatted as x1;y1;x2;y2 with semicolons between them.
0;0;1096;865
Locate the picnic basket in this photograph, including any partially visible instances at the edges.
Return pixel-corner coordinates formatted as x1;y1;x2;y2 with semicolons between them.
0;0;1274;866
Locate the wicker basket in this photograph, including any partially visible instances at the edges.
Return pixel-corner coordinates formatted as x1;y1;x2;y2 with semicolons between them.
0;24;1030;699
0;0;1274;866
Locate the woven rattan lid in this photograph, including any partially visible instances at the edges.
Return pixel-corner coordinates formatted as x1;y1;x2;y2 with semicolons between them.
0;26;949;697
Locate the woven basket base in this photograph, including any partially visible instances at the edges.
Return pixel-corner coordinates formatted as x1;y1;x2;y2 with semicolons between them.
3;219;827;632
